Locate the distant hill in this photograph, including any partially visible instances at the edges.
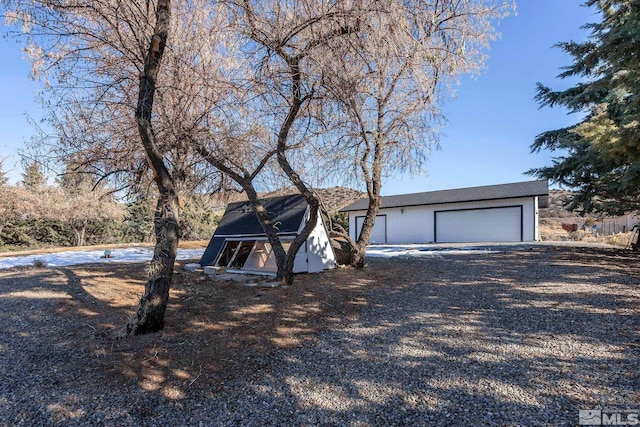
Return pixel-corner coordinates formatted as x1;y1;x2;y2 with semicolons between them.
317;187;365;213
262;186;364;214
540;189;576;218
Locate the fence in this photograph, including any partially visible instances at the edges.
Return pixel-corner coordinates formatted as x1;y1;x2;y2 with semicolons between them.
561;214;639;237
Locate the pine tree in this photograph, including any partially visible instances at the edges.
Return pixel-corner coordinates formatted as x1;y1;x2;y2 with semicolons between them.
124;197;154;243
21;161;46;191
0;159;9;187
56;157;98;196
529;0;640;215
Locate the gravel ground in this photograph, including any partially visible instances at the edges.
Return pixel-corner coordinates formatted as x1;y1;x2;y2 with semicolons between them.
0;244;638;426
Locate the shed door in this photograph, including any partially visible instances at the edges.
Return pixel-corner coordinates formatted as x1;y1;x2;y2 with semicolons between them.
435;206;522;243
356;215;386;244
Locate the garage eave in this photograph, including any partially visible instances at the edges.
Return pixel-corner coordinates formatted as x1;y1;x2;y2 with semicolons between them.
340;180;549;212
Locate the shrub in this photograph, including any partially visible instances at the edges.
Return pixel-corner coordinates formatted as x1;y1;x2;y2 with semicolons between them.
605;232;632;248
331;212;349;234
32;258;47;268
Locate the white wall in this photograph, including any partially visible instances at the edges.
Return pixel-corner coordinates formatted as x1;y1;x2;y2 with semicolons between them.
534;196;540;241
292;242;308;273
298;209;337;273
349;197;540;244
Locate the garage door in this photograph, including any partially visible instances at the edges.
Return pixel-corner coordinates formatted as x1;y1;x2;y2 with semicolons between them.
435;206;522;243
356;215;386;244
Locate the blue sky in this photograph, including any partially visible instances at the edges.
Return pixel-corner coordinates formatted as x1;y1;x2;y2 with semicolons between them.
0;1;595;192
385;0;595;194
0;24;40;183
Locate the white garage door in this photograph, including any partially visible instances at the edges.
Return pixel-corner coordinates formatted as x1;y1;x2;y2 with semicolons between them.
435;206;522;243
356;215;386;244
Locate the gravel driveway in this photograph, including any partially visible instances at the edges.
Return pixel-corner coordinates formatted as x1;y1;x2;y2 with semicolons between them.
0;244;638;426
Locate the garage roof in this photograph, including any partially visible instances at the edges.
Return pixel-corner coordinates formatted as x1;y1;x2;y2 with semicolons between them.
341;180;549;211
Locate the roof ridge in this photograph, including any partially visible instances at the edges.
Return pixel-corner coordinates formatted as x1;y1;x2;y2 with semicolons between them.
341;180;548;212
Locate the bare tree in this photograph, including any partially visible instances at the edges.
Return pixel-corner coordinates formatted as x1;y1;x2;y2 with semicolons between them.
6;0;224;196
317;0;513;267
5;0;188;333
55;158;124;246
207;0;512;273
3;0;233;333
3;0;512;333
125;0;178;335
0;177;123;247
188;0;363;284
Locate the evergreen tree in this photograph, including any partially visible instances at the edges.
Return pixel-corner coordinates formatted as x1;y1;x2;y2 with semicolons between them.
57;161;89;195
179;194;219;240
123;197;154;243
56;156;104;196
528;0;640;215
21;161;46;191
0;159;9;187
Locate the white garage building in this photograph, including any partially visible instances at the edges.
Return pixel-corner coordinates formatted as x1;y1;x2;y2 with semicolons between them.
341;180;549;244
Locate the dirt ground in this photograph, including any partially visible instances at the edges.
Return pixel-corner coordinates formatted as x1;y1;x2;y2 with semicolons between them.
0;244;639;425
0;253;372;424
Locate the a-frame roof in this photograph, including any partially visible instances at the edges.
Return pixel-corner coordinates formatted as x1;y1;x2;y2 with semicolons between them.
213;194;308;237
341;180;549;212
199;194;311;267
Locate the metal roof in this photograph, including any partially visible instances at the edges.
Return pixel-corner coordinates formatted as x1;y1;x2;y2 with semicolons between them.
340;180;549;212
199;194;309;266
214;194;308;236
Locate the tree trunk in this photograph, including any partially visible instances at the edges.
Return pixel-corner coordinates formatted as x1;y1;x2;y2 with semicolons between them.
282;198;319;284
277;145;321;284
126;0;176;335
73;220;87;246
243;184;288;278
190;142;292;283
350;198;380;268
349;131;385;268
274;58;321;285
79;225;86;247
126;192;179;334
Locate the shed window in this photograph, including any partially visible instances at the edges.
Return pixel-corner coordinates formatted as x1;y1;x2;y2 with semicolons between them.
216;238;295;273
243;242;277;271
228;241;254;268
217;241;240;267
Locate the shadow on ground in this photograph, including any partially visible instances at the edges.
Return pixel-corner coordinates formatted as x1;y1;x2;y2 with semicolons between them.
0;245;638;425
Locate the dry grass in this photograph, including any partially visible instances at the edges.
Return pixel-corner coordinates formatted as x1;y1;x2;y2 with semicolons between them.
0;258;368;403
539;221;570;242
540;220;633;248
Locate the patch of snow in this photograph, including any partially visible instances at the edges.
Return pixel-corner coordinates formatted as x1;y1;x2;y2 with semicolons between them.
0;243;502;270
366;244;501;258
0;247;205;270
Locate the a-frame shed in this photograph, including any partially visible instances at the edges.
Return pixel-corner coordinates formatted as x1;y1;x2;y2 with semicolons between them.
199;194;337;274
